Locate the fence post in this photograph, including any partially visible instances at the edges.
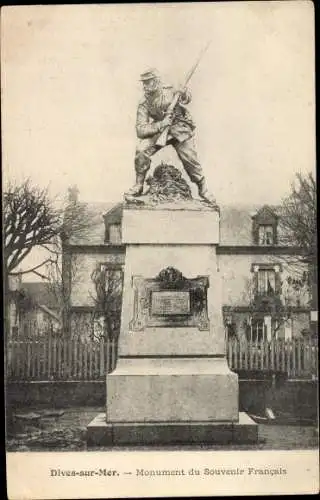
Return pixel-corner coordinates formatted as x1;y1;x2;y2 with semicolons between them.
227;339;232;370
88;341;93;380
26;340;31;380
281;339;285;374
9;342;14;379
235;339;239;370
53;338;57;380
291;339;295;378
100;340;105;378
31;337;36;379
72;338;77;379
68;339;72;379
84;340;88;380
243;338;248;370
48;335;52;380
43;336;47;380
6;342;11;379
297;338;301;377
15;341;19;380
260;340;264;371
78;341;83;380
238;339;243;371
62;339;67;380
37;334;41;379
57;339;62;380
248;340;252;370
303;338;309;377
110;340;117;373
94;343;99;379
270;339;275;372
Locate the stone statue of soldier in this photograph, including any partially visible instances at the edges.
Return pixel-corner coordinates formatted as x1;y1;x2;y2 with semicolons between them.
126;68;216;205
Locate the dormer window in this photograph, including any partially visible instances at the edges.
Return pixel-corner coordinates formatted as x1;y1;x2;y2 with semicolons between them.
252;205;278;245
258;225;274;245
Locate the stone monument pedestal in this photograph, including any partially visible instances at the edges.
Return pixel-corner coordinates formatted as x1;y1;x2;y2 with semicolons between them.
87;202;258;446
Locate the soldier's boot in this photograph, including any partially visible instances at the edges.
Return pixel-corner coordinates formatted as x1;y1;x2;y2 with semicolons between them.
197;177;218;206
126;172;146;197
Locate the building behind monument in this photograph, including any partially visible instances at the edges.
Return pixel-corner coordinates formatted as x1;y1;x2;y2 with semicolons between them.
63;200;312;342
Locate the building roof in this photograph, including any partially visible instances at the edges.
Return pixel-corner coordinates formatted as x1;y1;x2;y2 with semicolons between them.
220;205;258;245
67;201;283;247
68;201;116;245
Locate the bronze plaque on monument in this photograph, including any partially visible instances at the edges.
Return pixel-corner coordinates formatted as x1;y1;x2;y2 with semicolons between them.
130;267;210;331
151;291;190;316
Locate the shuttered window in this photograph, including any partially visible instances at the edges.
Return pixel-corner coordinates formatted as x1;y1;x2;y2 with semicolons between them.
257;269;276;295
258;225;274;245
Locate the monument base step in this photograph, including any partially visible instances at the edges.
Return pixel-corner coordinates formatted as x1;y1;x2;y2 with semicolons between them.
86;412;258;447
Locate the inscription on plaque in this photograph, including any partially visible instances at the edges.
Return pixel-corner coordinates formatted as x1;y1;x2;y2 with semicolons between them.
130;269;209;330
151;291;190;316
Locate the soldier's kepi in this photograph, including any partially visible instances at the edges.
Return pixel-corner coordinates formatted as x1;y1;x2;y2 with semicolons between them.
126;66;217;205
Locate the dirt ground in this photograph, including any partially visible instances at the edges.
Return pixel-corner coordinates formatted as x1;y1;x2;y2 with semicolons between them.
6;407;319;452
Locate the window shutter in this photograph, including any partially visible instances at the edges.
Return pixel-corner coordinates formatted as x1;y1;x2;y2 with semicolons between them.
273;223;278;245
252;267;259;296
105;224;110;243
275;270;281;295
252;219;259;245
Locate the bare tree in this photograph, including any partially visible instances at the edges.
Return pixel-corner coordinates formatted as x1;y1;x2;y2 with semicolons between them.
278;171;317;335
278;172;317;282
3;179;61;336
4;179;60;278
44;185;100;336
90;264;123;341
4;180;99;337
43;249;80;336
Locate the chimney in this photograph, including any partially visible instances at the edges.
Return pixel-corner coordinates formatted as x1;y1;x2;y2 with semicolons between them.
67;185;79;204
8;272;22;291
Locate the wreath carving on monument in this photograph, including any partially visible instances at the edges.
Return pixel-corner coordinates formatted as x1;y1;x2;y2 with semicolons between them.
124;163;194;206
145;163;192;203
156;266;186;288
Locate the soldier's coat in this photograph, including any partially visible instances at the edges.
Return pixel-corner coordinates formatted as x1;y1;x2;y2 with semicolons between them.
136;85;195;143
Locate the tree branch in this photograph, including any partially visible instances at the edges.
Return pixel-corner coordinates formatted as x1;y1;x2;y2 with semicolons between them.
9;258;55;276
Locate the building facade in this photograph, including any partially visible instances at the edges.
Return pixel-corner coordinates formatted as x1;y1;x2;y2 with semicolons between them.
7;278;61;338
63;202;311;342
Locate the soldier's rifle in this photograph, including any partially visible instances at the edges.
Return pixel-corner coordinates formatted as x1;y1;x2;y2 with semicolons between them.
156;41;211;147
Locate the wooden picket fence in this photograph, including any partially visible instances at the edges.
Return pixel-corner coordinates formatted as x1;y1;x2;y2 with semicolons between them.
6;336;318;381
6;338;118;381
227;337;318;379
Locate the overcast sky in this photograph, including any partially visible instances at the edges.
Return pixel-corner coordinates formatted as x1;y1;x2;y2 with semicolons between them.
1;2;315;279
